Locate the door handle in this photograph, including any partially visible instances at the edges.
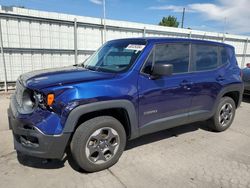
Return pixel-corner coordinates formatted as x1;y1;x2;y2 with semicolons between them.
180;80;193;86
216;75;225;81
180;80;193;90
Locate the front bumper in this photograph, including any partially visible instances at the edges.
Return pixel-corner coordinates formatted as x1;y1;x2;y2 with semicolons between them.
8;97;71;159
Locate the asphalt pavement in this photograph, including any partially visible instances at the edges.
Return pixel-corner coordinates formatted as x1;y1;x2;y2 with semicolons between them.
1;93;250;188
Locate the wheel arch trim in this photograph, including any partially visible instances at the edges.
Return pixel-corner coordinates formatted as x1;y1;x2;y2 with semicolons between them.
212;83;243;116
63;100;139;139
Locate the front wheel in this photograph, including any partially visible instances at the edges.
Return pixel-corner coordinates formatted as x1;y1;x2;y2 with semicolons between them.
71;116;126;172
209;97;236;132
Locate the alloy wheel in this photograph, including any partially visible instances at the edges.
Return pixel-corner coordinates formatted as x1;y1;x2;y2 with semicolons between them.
219;103;233;127
85;127;120;164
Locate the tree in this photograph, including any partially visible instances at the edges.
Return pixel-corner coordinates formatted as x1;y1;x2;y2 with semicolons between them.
159;16;179;28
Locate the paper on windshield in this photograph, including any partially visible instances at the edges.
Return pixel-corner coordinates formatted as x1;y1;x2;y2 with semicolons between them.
125;44;145;51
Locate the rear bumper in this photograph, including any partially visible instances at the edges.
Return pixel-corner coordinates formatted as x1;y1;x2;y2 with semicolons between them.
8;97;71;159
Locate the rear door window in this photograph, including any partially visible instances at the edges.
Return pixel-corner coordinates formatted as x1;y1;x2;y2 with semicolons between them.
191;44;218;71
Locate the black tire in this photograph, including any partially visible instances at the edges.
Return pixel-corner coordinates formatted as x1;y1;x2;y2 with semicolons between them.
209;97;236;132
71;116;126;172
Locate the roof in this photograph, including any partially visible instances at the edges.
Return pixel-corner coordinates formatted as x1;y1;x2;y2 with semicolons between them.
111;37;234;49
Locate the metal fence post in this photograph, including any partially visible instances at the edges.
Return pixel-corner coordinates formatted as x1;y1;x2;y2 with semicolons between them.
202;32;206;40
143;27;146;37
222;33;226;43
242;38;248;68
103;0;106;43
188;31;192;39
0;19;8;92
101;18;106;45
74;18;78;65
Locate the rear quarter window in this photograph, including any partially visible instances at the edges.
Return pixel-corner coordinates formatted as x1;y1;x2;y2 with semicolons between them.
219;46;233;65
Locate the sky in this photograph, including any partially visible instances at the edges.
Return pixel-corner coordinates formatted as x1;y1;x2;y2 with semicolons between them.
0;0;249;35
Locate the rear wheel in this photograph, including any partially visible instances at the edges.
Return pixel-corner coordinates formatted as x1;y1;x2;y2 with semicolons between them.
71;116;126;172
209;97;236;132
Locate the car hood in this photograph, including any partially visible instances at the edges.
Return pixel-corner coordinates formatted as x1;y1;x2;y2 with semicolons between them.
20;66;116;90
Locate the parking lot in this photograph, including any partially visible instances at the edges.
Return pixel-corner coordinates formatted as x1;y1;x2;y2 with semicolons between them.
1;93;250;188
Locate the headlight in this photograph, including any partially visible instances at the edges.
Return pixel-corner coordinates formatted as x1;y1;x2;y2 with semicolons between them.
22;90;38;113
33;92;54;110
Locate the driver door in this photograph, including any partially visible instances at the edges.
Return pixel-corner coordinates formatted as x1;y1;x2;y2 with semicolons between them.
138;42;193;135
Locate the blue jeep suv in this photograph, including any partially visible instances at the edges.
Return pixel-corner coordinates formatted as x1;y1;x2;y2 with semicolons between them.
8;38;243;172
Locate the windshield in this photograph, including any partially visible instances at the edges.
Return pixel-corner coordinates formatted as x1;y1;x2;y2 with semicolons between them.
83;39;147;73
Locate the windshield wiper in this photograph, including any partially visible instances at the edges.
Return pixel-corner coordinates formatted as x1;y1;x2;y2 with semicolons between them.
84;66;99;72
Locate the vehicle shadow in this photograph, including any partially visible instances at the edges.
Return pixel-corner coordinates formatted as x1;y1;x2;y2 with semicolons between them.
17;121;212;172
17;152;67;169
125;121;210;150
17;148;88;172
243;94;250;103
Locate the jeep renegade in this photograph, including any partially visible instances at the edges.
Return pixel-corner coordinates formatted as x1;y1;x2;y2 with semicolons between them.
8;38;244;172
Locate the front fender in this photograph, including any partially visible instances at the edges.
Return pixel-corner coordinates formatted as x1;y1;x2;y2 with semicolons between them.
63;100;139;140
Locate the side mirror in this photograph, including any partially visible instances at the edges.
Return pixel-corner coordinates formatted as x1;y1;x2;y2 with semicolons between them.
246;63;250;68
152;64;173;78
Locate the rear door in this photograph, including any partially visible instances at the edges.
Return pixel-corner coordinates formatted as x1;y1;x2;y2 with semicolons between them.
188;43;224;121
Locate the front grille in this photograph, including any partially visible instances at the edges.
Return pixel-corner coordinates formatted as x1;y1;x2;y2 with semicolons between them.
15;79;25;107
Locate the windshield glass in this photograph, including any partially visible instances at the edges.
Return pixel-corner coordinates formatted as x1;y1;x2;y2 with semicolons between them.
83;39;147;73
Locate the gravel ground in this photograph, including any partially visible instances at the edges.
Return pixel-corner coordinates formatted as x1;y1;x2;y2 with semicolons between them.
1;93;250;188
